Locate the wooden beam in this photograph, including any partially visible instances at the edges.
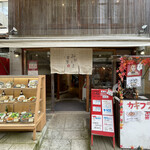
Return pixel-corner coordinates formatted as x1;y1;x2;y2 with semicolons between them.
86;75;90;112
51;74;55;111
57;74;60;99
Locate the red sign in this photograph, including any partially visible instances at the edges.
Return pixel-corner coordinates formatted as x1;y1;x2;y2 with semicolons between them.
126;64;142;77
91;89;115;148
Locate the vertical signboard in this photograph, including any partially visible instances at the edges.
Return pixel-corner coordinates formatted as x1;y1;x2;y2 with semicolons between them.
91;89;115;148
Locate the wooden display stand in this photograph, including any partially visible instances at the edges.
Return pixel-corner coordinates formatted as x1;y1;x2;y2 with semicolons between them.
0;75;46;140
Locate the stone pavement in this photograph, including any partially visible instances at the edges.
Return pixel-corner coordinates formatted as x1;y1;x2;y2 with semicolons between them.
40;112;91;150
0;122;47;150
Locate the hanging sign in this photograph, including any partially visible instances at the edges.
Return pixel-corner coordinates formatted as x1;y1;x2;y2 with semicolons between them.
28;60;38;76
91;89;115;148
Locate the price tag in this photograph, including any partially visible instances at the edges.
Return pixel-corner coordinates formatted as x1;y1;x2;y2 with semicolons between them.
4;100;8;103
0;119;3;123
23;99;28;102
29;118;34;122
14;118;19;122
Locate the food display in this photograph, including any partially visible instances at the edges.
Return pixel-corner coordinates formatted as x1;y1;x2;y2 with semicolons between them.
28;80;38;88
5;82;13;88
0;96;9;103
14;84;26;88
6;112;20;123
0;113;6;123
28;96;36;102
20;112;34;123
0;82;4;88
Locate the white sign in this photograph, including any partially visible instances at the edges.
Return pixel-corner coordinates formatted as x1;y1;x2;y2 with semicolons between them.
93;100;101;105
28;70;38;76
102;100;113;115
93;106;101;112
92;115;102;131
126;76;141;88
103;116;114;132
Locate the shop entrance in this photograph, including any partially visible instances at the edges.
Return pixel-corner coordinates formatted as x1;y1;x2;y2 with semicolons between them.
54;74;86;111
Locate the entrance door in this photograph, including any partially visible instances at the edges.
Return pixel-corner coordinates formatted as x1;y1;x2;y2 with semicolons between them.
55;74;86;111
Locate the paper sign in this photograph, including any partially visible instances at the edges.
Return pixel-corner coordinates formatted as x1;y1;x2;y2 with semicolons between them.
102;100;113;115
93;100;101;105
124;111;142;122
92;115;102;131
126;76;141;88
103;116;114;132
93;106;101;112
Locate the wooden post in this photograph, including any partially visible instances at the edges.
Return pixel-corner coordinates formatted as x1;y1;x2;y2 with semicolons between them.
79;75;82;99
86;75;90;112
57;74;60;99
51;74;55;111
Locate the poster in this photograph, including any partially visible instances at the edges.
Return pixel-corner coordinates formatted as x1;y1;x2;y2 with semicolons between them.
127;64;142;77
124;111;142;122
93;100;101;105
92;115;102;131
102;100;113;115
126;76;141;88
103;116;114;132
93;106;101;112
28;60;38;76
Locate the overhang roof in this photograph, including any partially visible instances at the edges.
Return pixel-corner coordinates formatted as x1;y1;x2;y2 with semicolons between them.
0;36;150;48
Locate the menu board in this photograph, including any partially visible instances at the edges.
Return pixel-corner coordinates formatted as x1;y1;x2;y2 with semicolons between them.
91;89;115;142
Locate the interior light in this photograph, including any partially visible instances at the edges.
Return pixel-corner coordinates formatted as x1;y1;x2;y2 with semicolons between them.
140;51;145;55
62;3;65;6
116;0;120;3
36;54;38;57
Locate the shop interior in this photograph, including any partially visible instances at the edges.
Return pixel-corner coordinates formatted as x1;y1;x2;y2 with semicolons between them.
22;48;137;112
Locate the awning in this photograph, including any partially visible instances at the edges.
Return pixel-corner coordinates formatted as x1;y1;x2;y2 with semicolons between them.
0;36;150;48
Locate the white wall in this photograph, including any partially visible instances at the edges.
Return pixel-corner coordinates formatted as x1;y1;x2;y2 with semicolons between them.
9;48;22;75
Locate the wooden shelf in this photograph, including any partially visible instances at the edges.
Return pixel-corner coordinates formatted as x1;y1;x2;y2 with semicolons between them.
0;75;46;140
0;88;37;90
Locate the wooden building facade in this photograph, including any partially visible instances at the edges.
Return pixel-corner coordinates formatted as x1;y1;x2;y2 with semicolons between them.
9;0;150;36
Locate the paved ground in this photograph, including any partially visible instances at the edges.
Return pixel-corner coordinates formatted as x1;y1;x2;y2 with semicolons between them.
40;112;120;150
0;124;47;150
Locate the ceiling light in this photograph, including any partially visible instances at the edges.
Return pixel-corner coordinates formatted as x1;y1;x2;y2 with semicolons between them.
14;51;20;58
35;54;38;57
62;3;65;6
